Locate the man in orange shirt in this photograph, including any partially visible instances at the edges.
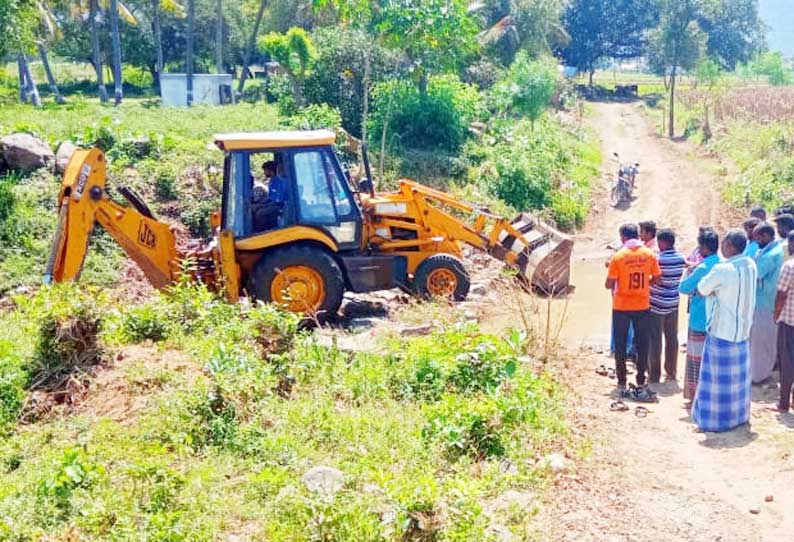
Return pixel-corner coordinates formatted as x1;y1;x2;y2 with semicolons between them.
606;223;662;398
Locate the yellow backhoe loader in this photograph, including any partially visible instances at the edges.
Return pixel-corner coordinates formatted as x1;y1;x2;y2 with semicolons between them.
45;130;573;315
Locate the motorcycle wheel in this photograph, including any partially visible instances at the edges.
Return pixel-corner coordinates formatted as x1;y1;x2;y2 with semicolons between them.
610;185;622;206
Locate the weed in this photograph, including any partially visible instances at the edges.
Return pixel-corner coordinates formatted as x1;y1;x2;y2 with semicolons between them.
0;340;26;431
120;303;171;343
37;447;105;514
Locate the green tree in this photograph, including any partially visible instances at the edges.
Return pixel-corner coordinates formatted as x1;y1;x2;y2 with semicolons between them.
258;27;316;106
494;51;557;127
647;0;705;137
559;0;659;85
697;0;764;70
749;51;791;86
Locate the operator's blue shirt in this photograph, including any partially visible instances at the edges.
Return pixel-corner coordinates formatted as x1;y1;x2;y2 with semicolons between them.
755;239;784;313
679;253;720;333
268;175;288;204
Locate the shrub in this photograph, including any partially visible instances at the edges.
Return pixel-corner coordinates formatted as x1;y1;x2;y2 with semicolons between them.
422;394;506;460
493;52;558;124
369;74;482;152
180;198;216;238
0;341;26;431
121;304;171;343
30;287;104;390
304;27;400;137
37;447;105;512
286;103;342;130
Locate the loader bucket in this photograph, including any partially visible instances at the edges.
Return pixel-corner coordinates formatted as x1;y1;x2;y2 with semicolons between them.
498;213;574;294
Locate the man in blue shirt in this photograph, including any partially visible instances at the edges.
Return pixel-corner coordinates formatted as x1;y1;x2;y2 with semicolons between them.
743;217;760;259
679;228;720;404
648;229;686;383
267;161;289;205
750;222;784;383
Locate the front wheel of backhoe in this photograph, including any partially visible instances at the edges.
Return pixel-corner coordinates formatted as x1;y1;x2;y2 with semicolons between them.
414;254;470;302
251;246;345;318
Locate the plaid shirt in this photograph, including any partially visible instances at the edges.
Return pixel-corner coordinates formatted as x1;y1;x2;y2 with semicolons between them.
777;259;794;326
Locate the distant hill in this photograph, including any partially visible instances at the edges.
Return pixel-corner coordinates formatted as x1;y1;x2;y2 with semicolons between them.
760;0;794;56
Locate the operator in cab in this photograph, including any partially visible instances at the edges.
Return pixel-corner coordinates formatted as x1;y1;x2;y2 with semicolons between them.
252;158;287;231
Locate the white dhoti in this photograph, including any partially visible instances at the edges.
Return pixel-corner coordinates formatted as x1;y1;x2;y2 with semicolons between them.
750;308;778;383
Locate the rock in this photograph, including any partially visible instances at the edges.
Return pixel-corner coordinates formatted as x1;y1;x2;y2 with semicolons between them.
1;133;54;173
488;490;535;514
400;324;433;337
749;508;761;515
302;466;345;495
470;283;488;296
542;453;568;474
488;523;514;542
765;495;774;502
54;140;78;175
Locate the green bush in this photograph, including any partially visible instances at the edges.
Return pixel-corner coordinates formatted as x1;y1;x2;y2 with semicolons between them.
121;304;171;343
493;52;558;124
0;341;26;431
369;74;482;152
37;447;105;512
30;287;104;390
286;103;342;130
304;27;400;137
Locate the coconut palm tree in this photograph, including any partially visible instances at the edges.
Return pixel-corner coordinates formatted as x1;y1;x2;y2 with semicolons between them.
215;0;223;73
186;0;194;105
237;0;268;95
109;0;123;104
148;0;184;89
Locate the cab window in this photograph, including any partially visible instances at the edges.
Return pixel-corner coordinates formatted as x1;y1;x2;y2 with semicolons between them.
293;150;353;225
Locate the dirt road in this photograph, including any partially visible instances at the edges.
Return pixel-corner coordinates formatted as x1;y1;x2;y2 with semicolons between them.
532;102;794;542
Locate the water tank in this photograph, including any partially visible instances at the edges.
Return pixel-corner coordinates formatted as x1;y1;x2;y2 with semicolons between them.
160;74;234;107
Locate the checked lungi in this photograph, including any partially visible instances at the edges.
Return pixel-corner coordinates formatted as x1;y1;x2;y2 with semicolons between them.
691;335;751;432
683;329;706;401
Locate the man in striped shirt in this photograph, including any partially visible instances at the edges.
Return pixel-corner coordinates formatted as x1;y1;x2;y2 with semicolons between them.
648;228;686;383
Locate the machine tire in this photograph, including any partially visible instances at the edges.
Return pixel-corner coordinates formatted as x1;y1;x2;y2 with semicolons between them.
251;245;345;318
414;254;470;302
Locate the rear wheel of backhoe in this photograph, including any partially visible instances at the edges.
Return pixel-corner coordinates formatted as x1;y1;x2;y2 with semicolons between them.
251;246;345;318
414;254;470;302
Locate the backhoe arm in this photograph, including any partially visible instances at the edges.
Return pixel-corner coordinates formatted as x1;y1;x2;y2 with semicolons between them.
45;148;181;289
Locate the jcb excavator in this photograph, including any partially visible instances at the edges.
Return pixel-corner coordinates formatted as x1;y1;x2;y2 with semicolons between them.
45;129;573;315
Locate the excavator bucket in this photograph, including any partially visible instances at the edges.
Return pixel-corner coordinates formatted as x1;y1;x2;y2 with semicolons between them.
497;213;574;294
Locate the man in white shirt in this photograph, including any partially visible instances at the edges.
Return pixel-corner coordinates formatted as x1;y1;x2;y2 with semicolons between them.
691;229;757;432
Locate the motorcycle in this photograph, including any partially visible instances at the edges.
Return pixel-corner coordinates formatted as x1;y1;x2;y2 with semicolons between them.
610;152;640;207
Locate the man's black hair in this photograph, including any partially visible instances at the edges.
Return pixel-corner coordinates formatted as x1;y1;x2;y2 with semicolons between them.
788;230;794;243
743;217;761;230
657;228;676;248
697;227;719;254
776;213;794;230
619;223;639;239
754;222;776;239
750;204;767;219
776;204;794;217
638;221;657;236
725;228;748;254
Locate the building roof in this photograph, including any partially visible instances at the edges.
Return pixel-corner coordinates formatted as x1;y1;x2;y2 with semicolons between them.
213;129;336;151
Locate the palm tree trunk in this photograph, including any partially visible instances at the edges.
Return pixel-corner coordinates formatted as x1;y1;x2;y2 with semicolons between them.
215;0;223;73
18;54;42;107
152;0;164;89
38;44;65;104
109;0;124;105
17;56;28;103
186;0;195;106
237;0;267;94
89;0;109;103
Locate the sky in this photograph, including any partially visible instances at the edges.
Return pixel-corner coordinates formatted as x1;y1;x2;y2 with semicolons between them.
759;0;794;56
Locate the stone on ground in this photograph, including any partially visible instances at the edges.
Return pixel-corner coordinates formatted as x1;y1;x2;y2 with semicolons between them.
54;141;78;175
302;466;345;495
1;133;54;173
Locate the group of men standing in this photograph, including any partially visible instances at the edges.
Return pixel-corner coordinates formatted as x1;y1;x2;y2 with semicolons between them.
606;207;794;433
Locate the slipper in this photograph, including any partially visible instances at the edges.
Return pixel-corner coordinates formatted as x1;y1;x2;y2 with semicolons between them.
607;368;616;379
595;365;609;377
634;406;652;418
610;400;629;412
765;405;790;413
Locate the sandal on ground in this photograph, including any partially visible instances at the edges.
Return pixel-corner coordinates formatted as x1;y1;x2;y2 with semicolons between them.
607;368;616;379
634;406;652;418
628;384;659;403
610;400;630;412
595;365;609;377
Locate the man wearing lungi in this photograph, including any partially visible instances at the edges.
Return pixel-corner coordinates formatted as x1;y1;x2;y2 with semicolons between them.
693;229;757;432
750;222;784;384
773;231;794;413
679;228;721;407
